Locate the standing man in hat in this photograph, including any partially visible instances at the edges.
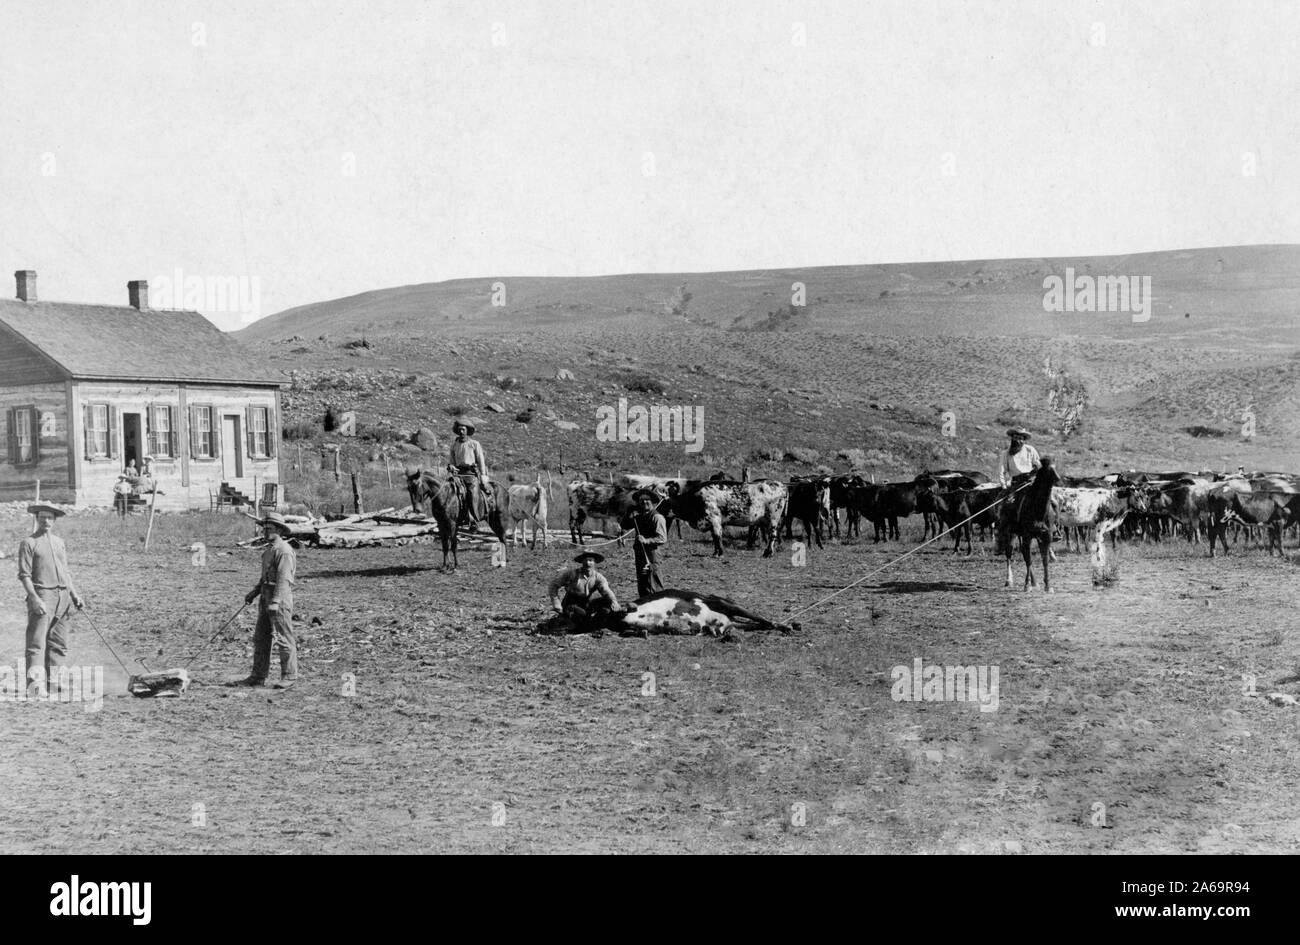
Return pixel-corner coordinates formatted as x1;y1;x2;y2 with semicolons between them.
998;428;1041;487
230;512;298;689
17;504;84;698
630;490;667;599
449;418;492;525
548;551;620;630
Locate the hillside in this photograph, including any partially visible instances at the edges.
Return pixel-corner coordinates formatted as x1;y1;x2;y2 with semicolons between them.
236;245;1300;486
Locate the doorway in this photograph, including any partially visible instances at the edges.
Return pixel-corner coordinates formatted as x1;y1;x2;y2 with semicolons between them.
221;415;243;479
122;413;143;471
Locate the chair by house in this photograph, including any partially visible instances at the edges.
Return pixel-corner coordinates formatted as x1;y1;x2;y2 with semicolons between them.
257;482;279;514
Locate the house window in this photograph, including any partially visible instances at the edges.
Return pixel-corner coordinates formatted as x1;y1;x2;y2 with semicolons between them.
251;406;269;457
88;404;109;457
148;405;173;458
15;408;33;463
7;405;39;466
194;406;214;458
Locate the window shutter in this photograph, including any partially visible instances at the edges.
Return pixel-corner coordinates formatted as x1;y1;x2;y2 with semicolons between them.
245;406;255;457
169;406;178;458
108;406;119;458
188;406;199;458
83;405;92;460
267;407;277;458
5;408;15;465
210;408;221;459
29;407;40;464
145;403;154;455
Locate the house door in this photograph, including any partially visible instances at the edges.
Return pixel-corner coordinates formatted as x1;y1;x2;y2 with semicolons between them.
221;415;243;479
122;413;143;471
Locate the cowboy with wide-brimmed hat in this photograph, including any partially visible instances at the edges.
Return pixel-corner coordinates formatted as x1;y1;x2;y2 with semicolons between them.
230;511;299;689
548;551;620;630
17;504;84;698
998;427;1041;486
448;417;493;525
630;489;667;599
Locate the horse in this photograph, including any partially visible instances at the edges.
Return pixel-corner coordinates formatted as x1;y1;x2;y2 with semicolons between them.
997;460;1061;592
406;468;507;571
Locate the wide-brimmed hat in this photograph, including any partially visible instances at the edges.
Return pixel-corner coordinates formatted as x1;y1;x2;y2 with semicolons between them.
1006;427;1032;440
28;503;65;518
257;511;291;532
573;551;604;564
633;489;660;503
451;418;476;435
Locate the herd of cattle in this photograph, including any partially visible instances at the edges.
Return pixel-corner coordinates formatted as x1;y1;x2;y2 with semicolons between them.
549;468;1300;561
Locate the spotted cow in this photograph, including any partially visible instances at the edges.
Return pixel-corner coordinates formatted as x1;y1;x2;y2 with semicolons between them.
662;479;788;557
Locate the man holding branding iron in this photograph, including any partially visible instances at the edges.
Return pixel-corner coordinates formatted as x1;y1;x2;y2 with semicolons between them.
17;504;84;698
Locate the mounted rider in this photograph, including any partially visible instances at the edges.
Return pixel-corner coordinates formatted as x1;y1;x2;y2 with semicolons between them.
448;418;493;526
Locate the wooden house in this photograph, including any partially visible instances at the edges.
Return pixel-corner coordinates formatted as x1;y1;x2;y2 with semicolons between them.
0;270;284;511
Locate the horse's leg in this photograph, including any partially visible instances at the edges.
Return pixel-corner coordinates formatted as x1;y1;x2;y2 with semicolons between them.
1021;534;1035;590
1004;529;1013;587
1041;535;1052;593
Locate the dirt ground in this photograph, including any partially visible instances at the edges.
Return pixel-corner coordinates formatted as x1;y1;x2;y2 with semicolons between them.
1;513;1297;854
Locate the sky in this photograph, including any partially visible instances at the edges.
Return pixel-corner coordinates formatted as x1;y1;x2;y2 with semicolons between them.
2;0;1297;329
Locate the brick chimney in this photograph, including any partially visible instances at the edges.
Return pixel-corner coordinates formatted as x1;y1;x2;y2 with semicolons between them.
15;270;36;302
128;280;149;310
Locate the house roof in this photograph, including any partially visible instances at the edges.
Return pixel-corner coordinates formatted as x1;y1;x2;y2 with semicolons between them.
0;299;283;386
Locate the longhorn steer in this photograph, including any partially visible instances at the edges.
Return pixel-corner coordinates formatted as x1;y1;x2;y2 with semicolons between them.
662;479;788;557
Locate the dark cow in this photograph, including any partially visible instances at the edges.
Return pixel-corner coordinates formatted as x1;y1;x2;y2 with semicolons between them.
828;474;867;538
783;476;833;550
1208;482;1297;557
915;477;975;554
567;480;652;545
867;482;923;542
662;479;788;557
913;470;990;540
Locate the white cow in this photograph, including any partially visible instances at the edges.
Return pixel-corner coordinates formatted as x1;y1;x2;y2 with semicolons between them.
505;476;549;549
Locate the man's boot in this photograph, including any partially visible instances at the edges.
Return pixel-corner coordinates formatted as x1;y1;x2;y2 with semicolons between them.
225;675;265;688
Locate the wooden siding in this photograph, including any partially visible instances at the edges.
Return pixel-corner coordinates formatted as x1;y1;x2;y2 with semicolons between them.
0;382;74;502
69;382;281;511
0;321;68;385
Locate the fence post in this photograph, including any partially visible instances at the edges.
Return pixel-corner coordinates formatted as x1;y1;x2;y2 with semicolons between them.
351;472;363;514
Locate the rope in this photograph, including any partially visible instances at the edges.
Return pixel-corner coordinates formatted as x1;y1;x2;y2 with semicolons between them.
785;480;1034;622
551;528;636;548
67;609;134;677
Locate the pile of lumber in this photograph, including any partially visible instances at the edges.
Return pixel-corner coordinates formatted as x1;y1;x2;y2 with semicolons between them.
237;508;503;549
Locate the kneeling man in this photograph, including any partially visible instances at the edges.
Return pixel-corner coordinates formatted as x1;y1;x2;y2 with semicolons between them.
548;551;620;629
